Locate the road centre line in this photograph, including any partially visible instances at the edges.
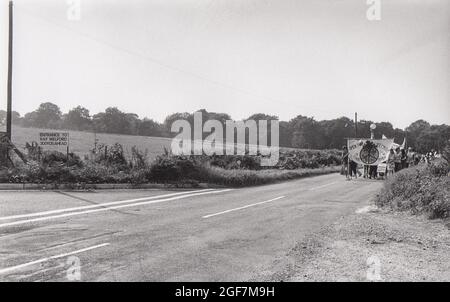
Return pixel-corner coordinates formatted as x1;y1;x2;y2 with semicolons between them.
202;196;285;219
0;189;233;228
0;189;214;221
0;243;110;275
308;182;337;191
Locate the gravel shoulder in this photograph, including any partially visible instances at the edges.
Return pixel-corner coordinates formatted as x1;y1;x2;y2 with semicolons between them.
258;208;450;282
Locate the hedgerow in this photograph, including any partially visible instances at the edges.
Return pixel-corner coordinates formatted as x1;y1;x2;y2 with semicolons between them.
1;143;341;186
375;159;450;219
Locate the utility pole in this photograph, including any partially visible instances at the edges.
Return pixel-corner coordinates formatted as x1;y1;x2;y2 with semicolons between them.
6;1;13;140
354;112;358;138
1;1;25;167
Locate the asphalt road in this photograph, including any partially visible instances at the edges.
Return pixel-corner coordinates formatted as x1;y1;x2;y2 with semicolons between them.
0;174;383;281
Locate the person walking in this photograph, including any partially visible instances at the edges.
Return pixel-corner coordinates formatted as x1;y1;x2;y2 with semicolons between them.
407;147;415;167
342;146;350;180
369;165;378;179
401;148;408;169
387;148;395;177
350;160;358;179
394;147;402;172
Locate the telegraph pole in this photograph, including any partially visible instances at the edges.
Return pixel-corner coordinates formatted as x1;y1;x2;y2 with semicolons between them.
1;1;26;166
6;1;13;140
354;112;358;138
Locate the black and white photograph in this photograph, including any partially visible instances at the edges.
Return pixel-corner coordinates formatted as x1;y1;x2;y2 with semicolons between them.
0;0;449;288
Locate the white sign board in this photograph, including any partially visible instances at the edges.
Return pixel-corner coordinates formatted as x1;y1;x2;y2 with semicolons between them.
39;132;70;150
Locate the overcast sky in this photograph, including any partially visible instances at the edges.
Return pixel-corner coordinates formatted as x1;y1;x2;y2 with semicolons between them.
0;0;449;129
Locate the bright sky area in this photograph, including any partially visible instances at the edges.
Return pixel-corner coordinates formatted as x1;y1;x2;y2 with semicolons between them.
0;0;449;129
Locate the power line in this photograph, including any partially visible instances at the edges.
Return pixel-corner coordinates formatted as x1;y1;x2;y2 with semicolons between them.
14;4;341;117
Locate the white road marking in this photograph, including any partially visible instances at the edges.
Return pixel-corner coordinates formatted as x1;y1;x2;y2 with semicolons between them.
355;205;378;214
202;196;285;219
308;182;337;191
0;189;233;228
0;243;110;275
0;189;214;221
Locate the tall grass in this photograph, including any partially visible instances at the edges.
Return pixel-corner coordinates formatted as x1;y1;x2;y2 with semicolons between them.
195;163;339;187
375;159;450;219
2;141;341;187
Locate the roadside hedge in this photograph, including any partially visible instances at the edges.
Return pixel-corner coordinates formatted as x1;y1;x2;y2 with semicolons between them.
375;159;450;219
0;144;341;186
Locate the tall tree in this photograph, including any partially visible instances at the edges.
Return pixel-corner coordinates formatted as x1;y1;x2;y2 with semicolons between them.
138;118;164;137
289;115;325;149
406;119;431;151
319;117;354;149
23;102;62;129
0;110;21;127
92;107;137;134
163;112;190;137
63;106;92;130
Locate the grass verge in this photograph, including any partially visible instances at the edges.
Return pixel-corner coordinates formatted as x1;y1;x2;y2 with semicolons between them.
195;164;340;187
375;159;449;219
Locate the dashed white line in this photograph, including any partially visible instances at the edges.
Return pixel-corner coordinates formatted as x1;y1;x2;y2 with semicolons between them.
308;182;337;191
202;196;285;219
0;189;233;228
0;243;110;275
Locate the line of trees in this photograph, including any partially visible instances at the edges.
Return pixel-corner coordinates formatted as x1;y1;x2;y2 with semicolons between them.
1;102;449;153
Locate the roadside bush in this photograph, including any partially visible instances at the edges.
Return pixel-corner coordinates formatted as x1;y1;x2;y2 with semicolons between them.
426;158;449;177
149;155;201;182
41;166;78;183
209;155;261;170
72;164;150;184
74;164;112;183
276;149;341;169
147;154;339;187
128;168;152;185
91;143;127;168
442;140;450;163
3;160;77;183
195;163;339;187
0;142;341;186
41;151;83;168
130;146;149;169
375;159;450;219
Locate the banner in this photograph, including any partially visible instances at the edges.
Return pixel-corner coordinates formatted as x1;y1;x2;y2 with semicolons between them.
347;139;394;166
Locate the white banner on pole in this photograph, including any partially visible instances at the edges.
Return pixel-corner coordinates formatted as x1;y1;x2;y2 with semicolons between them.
347;138;394;166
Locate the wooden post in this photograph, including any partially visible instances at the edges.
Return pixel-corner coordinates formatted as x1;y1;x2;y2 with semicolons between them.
66;133;70;167
6;1;13;140
347;140;351;180
354;113;358;179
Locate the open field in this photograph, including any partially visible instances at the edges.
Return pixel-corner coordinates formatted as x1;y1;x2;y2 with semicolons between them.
10;126;324;161
12;126;173;161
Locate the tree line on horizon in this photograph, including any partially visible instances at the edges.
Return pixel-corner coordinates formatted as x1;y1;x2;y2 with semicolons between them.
1;102;449;154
